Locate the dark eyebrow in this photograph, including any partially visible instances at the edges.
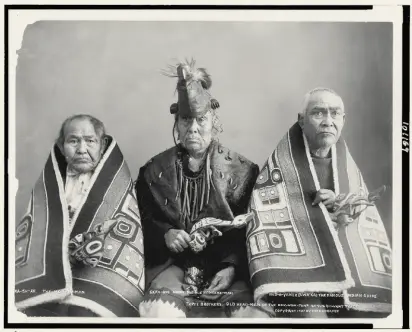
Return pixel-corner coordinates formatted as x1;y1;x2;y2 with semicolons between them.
309;106;327;112
66;134;97;140
310;106;341;112
66;134;80;139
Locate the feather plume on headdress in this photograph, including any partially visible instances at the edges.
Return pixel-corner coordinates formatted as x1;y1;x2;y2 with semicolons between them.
161;58;213;90
162;59;219;115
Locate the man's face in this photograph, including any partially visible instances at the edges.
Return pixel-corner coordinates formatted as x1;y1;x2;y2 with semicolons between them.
62;118;104;173
177;111;213;157
300;91;345;150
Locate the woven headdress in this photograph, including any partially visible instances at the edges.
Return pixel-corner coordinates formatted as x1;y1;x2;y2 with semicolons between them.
163;59;220;117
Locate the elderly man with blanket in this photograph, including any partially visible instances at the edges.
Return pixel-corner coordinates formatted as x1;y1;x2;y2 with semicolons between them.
136;60;269;318
246;88;392;318
15;114;145;317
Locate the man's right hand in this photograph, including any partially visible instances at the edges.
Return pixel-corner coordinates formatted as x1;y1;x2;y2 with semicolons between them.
164;229;192;253
312;189;336;209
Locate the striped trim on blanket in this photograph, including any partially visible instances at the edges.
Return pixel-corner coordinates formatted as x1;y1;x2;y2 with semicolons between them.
15;137;145;317
246;123;392;313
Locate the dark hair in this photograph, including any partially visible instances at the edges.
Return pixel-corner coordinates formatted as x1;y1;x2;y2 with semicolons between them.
56;114;106;148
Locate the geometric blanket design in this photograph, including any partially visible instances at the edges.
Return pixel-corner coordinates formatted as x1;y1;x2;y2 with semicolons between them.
246;123;391;313
15;137;145;317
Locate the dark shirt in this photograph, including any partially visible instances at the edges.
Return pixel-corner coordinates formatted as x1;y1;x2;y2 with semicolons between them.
178;152;207;231
135;141;259;283
311;155;334;192
311;155;342;309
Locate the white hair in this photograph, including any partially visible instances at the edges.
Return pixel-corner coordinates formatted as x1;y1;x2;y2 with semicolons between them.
300;87;345;116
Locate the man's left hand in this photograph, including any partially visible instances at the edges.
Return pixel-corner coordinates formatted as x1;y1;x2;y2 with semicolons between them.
199;266;235;300
313;189;336;209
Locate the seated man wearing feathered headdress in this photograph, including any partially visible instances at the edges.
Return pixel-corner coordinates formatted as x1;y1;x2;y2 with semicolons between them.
136;60;269;318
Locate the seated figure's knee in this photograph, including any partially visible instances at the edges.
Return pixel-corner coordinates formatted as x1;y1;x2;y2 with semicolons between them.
139;298;187;318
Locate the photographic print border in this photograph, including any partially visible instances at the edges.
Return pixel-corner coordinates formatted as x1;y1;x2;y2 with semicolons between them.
3;4;409;330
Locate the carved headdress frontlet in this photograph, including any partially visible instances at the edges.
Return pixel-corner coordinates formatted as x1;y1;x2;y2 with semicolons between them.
162;58;220;117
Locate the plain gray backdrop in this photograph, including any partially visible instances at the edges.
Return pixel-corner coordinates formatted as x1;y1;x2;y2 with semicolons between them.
14;21;393;238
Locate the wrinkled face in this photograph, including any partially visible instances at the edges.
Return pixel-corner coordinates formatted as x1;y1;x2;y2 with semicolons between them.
300;91;345;150
177;111;213;157
62;119;104;173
